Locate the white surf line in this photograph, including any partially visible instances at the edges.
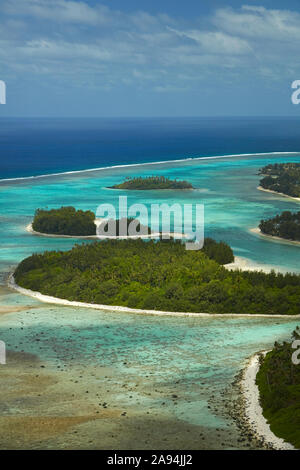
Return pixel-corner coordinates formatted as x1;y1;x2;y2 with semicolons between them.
8;275;300;319
241;353;295;450
1;151;299;183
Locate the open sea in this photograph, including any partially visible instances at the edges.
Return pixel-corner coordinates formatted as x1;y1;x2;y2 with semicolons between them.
0;117;299;449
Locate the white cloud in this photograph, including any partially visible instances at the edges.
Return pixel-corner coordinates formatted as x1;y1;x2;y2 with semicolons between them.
2;0;110;25
169;27;252;55
214;5;300;41
1;0;300;95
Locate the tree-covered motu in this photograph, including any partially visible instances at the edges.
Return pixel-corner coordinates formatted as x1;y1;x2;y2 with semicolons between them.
32;206;96;236
259;163;300;198
259;211;300;241
109;175;193;190
14;238;300;315
256;327;300;448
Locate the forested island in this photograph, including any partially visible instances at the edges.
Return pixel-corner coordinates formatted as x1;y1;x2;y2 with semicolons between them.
259;211;300;241
32;207;154;238
14;238;300;315
98;217;151;236
109;176;193;190
256;328;300;448
32;206;96;236
259;163;300;198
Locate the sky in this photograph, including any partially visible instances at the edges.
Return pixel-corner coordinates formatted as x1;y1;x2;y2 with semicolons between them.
1;0;300;117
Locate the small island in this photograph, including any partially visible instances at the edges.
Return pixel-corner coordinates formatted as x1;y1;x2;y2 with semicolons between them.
13;237;300;315
98;217;152;236
256;328;300;449
30;207;158;238
259;211;300;242
32;206;96;236
259;163;300;198
109;176;194;190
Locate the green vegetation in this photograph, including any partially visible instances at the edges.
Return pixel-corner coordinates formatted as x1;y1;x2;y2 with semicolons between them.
32;206;96;236
201;237;234;265
259;163;300;198
259;211;300;241
110;176;193;190
14;238;300;315
98;217;151;236
256;328;300;449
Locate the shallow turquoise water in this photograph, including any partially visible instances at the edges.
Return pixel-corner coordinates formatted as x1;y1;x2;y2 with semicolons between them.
0;288;299;437
0;153;300;447
1;153;300;272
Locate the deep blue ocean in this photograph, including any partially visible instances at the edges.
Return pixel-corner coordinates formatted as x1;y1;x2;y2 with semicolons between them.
1;117;300;179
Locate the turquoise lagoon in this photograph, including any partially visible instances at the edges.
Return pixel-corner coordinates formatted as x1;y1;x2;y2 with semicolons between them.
0;153;300;448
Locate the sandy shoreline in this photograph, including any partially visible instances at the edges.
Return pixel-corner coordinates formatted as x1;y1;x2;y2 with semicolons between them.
26;222;185;240
8;274;300;318
224;255;285;273
241;353;295;450
257;186;300;202
250;227;300;247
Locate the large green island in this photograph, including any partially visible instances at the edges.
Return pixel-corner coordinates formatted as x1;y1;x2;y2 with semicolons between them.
259;163;300;198
109;176;194;190
256;328;300;448
13;238;300;315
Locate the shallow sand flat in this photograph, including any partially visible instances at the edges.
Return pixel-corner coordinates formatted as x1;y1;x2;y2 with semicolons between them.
0;349;254;450
1;300;285;450
0;305;33;315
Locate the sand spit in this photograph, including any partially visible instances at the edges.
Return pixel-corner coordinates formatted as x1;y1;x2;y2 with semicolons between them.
240;353;295;450
257;186;300;202
250;227;300;247
224;255;284;273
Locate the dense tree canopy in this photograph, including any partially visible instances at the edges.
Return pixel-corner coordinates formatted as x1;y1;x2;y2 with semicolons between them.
259;163;300;197
98;217;151;236
14;238;300;315
32;206;96;236
110;176;193;190
259;211;300;241
256;327;300;448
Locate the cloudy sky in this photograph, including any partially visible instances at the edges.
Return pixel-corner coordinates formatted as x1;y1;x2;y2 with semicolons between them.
1;0;300;116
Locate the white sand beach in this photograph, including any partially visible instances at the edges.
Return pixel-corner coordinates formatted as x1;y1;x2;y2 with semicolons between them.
224;255;282;273
250;227;300;247
241;353;295;450
8;275;300;319
257;186;300;202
